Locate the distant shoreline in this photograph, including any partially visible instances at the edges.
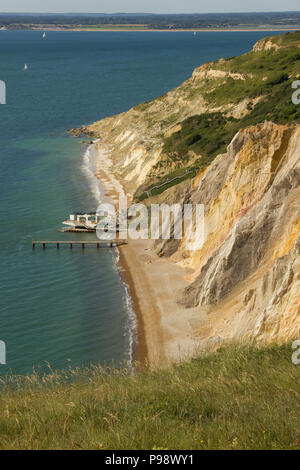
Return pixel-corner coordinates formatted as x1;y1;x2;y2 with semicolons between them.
2;27;300;33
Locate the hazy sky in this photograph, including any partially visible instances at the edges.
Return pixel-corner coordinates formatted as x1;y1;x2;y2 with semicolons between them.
1;1;300;14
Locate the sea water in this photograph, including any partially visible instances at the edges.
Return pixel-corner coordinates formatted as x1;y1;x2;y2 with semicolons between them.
0;30;285;375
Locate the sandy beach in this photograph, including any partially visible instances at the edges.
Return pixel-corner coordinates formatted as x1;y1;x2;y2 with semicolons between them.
119;239;205;368
92;141;202;368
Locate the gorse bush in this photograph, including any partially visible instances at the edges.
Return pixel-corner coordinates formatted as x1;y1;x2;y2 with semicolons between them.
163;113;233;161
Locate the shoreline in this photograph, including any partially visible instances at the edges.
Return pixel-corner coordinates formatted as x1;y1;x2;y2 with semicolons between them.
117;245;148;368
89;140;202;369
88;142;150;367
2;27;300;33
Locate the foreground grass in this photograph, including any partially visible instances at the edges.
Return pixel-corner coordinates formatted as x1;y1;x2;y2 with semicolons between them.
0;344;299;450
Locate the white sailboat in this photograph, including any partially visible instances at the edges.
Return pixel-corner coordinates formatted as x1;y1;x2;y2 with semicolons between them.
23;63;28;71
194;31;197;36
42;32;46;38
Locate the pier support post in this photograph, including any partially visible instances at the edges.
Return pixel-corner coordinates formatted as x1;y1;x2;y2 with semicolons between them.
31;240;124;249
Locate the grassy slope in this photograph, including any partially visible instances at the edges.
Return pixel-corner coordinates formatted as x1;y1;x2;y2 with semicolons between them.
0;344;299;450
137;32;300;200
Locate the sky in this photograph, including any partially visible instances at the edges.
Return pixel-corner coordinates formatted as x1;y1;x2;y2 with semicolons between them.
0;1;299;14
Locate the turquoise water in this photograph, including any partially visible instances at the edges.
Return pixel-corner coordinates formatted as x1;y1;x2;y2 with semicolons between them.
0;30;285;375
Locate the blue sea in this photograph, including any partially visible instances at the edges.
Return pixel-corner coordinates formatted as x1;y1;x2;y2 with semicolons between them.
0;30;285;375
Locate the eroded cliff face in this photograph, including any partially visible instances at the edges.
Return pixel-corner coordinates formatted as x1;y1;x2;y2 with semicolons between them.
73;35;300;349
142;121;300;347
175;122;300;345
72;55;260;196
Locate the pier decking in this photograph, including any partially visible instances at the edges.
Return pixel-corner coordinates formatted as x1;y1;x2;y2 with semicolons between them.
32;240;127;249
60;227;96;233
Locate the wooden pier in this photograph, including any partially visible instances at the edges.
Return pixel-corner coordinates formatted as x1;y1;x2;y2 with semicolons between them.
32;240;127;249
60;227;96;233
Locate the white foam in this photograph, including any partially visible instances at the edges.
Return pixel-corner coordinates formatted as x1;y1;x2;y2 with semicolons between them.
80;140;105;203
82;142;138;368
123;280;138;368
112;248;138;369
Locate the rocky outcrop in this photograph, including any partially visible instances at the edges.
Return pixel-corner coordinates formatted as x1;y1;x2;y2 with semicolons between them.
253;31;300;51
253;38;281;52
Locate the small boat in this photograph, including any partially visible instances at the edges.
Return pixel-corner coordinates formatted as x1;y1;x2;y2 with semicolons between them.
194;31;197;36
23;63;28;71
42;32;46;38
